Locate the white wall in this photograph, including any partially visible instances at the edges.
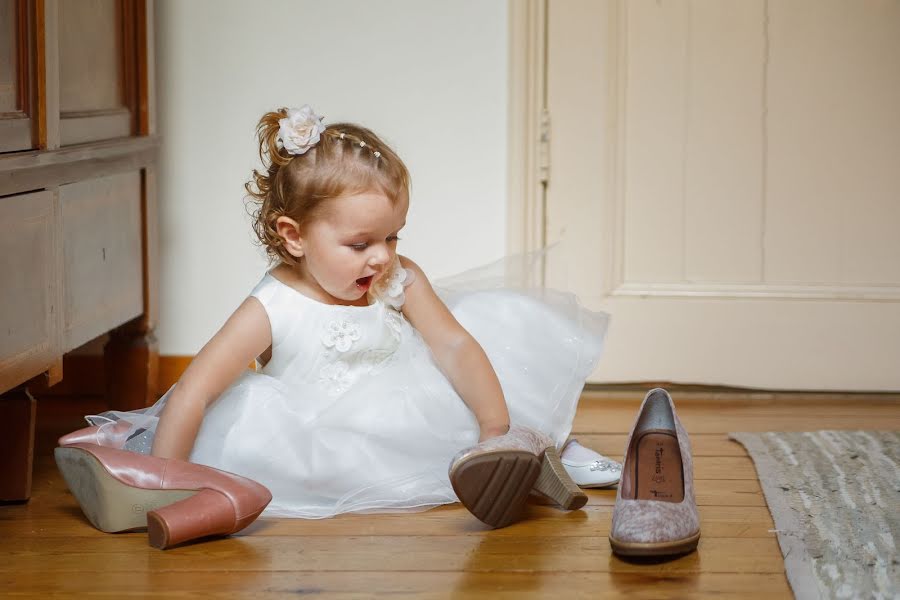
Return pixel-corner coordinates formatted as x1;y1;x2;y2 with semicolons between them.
154;0;508;354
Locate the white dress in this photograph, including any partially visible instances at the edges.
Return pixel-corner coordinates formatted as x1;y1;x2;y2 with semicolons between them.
89;256;609;518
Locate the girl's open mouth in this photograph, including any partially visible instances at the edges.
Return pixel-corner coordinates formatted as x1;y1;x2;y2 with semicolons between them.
356;275;374;290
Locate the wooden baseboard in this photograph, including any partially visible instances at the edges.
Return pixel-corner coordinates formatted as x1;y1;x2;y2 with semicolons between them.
158;356;192;395
38;354;896;404
157;356;257;395
34;355;244;399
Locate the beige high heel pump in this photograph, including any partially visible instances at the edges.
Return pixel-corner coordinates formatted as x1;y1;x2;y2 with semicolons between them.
608;388;701;556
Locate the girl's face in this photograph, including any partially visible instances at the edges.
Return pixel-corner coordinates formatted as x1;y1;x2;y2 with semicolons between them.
297;189;408;305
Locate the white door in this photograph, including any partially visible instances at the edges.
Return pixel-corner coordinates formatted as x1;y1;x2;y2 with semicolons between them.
536;0;900;390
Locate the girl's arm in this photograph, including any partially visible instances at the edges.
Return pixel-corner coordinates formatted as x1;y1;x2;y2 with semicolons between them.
151;297;272;460
398;256;510;442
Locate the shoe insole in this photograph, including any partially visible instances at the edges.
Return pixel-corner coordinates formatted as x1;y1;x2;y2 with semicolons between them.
634;431;684;502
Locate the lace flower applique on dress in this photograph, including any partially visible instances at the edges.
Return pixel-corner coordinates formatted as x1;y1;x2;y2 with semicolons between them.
371;260;416;309
318;361;354;397
322;319;361;353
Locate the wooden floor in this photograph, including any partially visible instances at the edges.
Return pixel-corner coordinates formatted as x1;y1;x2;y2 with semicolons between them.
2;390;898;598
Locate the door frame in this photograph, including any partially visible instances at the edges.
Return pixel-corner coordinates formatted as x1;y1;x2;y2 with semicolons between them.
507;0;624;297
506;0;547;257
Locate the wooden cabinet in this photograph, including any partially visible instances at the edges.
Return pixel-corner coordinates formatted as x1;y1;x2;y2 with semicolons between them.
0;0;158;501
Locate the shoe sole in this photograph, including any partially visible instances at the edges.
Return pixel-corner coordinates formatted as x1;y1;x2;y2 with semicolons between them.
450;447;588;528
450;450;538;528
577;481;620;489
569;474;621;489
608;531;701;557
54;446;197;533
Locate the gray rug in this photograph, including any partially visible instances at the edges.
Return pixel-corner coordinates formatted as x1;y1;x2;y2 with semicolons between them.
729;431;899;600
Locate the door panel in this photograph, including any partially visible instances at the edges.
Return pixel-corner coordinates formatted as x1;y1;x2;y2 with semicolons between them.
545;0;900;390
0;190;58;390
60;171;143;350
58;0;134;145
0;0;35;152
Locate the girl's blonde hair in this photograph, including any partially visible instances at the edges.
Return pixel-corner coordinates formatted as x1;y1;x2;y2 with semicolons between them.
245;108;410;266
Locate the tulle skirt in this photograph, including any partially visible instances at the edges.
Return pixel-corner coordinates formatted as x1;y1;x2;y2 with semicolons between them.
87;253;609;518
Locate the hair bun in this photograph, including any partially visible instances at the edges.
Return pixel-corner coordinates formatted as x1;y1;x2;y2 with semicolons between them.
256;108;293;168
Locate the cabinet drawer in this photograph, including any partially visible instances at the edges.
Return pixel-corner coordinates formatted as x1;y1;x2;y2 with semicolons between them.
0;190;59;391
61;171;143;350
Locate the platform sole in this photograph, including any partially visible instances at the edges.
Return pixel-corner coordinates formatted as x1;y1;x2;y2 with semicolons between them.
54;446;197;533
608;531;701;557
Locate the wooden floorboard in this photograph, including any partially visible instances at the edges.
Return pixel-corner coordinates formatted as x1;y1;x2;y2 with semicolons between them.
3;391;897;598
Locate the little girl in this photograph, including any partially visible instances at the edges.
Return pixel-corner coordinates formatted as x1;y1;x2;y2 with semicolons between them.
71;105;619;520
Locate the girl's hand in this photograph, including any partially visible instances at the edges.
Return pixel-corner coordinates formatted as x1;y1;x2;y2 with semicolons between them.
478;423;510;443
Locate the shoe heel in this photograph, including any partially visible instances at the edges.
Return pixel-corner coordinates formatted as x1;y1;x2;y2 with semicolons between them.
147;488;237;549
532;446;588;510
54;446;196;533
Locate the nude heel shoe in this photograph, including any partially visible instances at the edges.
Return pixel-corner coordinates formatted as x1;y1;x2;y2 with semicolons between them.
608;388;700;557
449;425;587;528
54;443;272;549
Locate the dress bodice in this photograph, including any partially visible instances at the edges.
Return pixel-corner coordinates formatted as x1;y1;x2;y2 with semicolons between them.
249;259;416;396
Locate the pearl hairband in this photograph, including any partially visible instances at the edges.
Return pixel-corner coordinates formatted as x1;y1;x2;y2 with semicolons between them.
277;105;382;160
333;131;381;158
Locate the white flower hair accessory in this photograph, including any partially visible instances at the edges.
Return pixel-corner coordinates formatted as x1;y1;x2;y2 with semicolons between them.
277;105;326;155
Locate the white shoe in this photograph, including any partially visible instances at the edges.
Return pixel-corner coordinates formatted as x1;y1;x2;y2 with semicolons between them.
560;438;621;488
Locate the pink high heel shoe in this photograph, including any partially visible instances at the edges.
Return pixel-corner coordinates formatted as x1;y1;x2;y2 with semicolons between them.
608;388;700;556
54;443;272;549
58;420;132;448
449;425;587;528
